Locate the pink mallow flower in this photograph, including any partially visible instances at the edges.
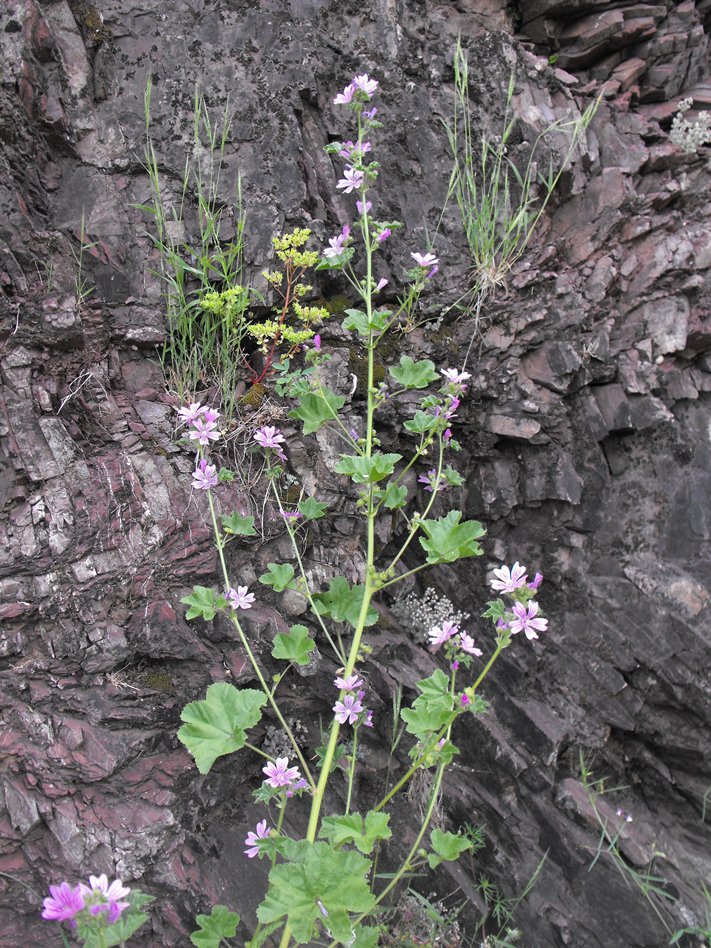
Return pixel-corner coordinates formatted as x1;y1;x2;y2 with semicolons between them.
334;83;355;105
79;875;130;924
188;417;220;446
333;693;364;725
356;199;372;215
334;674;364;692
353;74;379;97
324;225;350;259
42;882;85;922
177;402;205;425
445;396;460;419
201;407;221;424
254;426;286;450
375;278;388;292
227;586;256;610
192;459;218;491
428;620;459;647
263;757;302;789
529;572;543;590
362;107;377;120
376;228;391;243
458;632;483;657
509;601;548;641
244;819;271;858
418;469;438;493
337;167;365;193
339;140;371;159
490;562;528;594
411;251;439;268
441;368;471;386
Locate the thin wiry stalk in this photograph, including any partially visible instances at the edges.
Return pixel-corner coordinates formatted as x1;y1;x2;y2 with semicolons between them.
442;39;599;349
140;80;249;415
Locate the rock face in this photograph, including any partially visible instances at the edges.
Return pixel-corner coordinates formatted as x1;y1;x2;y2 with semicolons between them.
1;1;710;946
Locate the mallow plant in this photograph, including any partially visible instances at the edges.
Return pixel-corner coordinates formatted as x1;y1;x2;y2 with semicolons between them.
170;74;549;948
40;74;548;947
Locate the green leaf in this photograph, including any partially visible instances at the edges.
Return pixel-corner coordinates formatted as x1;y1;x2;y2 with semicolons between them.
259;563;296;592
404;410;438;434
334;452;402;484
316;247;355;270
400;670;454;740
342;308;389;336
221;512;257;536
428;828;472;869
181;586;220;621
313;741;349;774
389;355;438;389
298;496;328;520
178;683;266;774
190;905;240;948
290;390;345;435
351;926;383;947
312;577;378;628
483;598;507;621
419;511;486;564
256;841;375;944
272;624;315;665
76;892;153;947
443;465;465;487
319;811;392;855
248;920;283;947
383;483;408;509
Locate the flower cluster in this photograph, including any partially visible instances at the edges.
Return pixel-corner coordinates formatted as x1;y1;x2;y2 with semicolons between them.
490;562;548;641
262;757;308;797
254;425;287;462
328;71;440;293
178;403;222;491
333;671;373;727
428;619;483;662
670;97;711;154
42;874;130;929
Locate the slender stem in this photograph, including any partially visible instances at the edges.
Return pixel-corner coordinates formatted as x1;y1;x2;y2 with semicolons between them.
333;757;448;947
244;741;272;760
385;440;444;574
268;479;346;664
470;639;506;694
377;563;429;592
373;432;433;515
374;641;507;813
205;488;316;791
346;726;359;815
302;114;378;844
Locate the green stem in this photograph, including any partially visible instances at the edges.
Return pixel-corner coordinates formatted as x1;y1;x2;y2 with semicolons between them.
385;440;444;574
205;488;316;791
269;479;346;664
373;432;433;515
377;563;429;592
334;757;448;946
244;741;272;760
374;641;506;813
303;114;378;844
346;726;359;815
